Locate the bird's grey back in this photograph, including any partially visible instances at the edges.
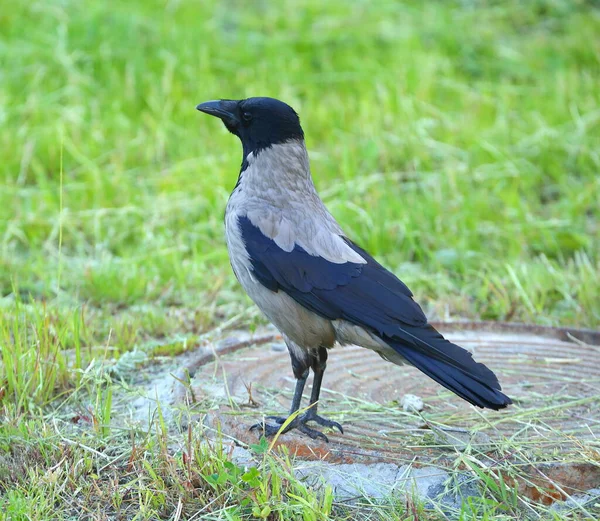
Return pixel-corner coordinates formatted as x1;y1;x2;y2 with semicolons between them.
225;140;365;265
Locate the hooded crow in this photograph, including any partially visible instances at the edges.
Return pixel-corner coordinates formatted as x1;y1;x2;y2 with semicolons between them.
197;97;512;441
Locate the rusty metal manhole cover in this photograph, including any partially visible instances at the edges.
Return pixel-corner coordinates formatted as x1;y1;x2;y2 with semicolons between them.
185;322;600;464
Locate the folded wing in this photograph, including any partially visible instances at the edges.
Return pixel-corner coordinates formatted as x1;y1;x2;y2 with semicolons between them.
239;215;511;409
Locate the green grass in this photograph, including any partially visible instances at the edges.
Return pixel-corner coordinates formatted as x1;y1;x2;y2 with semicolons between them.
0;0;599;518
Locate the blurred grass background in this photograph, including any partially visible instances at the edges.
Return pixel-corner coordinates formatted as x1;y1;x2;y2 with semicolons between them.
1;0;599;350
0;1;599;518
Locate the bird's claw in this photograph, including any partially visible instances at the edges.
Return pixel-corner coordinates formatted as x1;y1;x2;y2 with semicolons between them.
249;420;286;438
249;411;343;442
303;412;344;435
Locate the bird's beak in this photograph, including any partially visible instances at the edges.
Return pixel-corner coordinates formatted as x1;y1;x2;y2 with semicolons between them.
196;99;239;127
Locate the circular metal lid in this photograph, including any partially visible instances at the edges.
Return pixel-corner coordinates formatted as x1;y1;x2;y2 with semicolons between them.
189;322;600;465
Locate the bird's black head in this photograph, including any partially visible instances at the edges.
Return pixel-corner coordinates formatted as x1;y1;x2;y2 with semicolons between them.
196;97;304;157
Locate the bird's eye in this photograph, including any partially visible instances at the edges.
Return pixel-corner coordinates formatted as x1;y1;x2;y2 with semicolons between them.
242;111;253;122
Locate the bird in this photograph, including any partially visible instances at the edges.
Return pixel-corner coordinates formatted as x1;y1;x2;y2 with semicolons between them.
196;97;512;441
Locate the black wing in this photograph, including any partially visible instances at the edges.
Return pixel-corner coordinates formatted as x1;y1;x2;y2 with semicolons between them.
239;215;427;327
239;216;511;409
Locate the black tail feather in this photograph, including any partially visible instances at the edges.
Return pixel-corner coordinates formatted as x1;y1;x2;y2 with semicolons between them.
386;324;512;410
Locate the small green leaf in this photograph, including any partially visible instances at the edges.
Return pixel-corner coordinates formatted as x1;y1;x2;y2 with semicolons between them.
249;436;269;454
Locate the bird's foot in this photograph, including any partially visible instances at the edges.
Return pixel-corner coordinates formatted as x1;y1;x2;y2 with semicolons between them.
250;410;343;442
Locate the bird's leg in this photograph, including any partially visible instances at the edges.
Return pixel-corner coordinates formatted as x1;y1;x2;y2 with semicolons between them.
306;347;326;415
288;370;309;415
262;369;308;424
250;339;311;437
296;347;344;438
251;346;343;442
